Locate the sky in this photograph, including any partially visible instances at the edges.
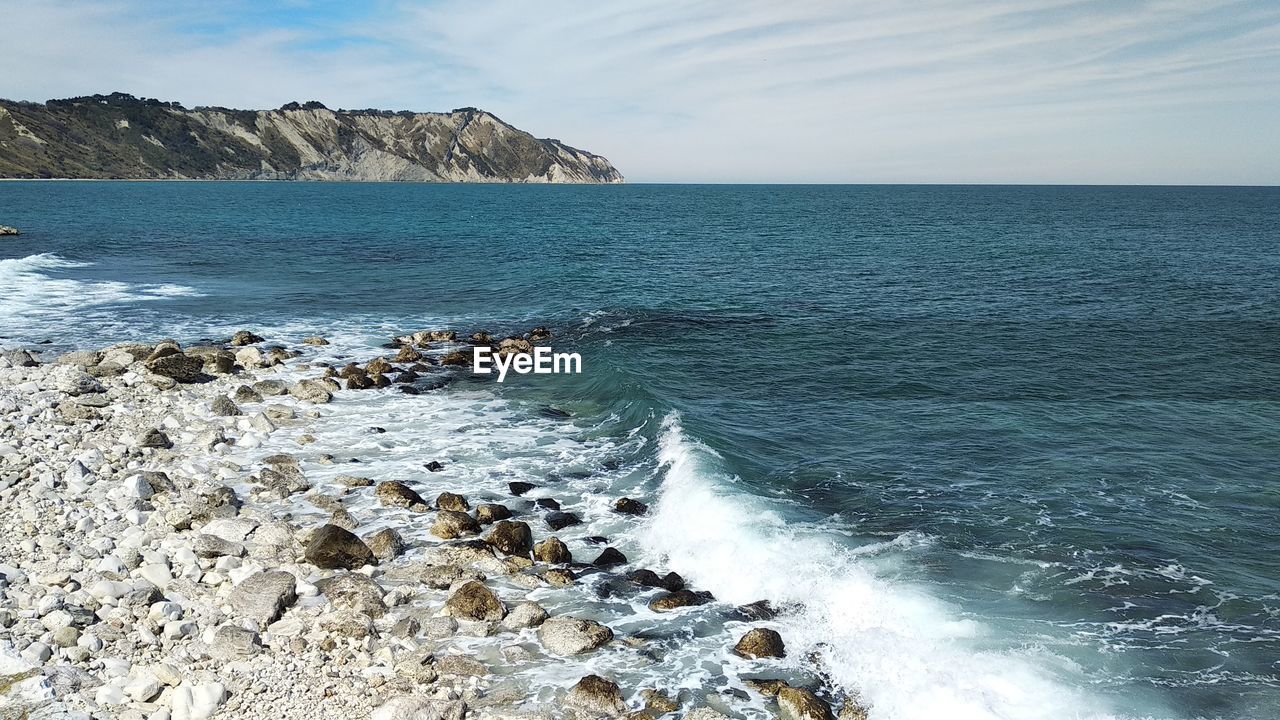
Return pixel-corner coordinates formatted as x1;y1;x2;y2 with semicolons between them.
2;0;1278;184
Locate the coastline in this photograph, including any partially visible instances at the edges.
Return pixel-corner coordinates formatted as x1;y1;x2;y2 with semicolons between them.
0;330;863;720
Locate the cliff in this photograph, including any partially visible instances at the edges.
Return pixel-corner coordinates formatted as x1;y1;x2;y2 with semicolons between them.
0;93;623;183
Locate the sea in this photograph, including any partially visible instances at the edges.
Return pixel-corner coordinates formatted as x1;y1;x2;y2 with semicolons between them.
1;182;1278;720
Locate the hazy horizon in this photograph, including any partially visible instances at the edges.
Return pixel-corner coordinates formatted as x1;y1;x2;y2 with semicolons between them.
3;0;1278;185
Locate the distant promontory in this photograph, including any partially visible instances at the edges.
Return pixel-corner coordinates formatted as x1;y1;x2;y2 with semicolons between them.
0;93;623;183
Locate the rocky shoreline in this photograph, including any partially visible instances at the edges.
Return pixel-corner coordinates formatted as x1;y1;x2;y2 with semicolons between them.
0;330;868;720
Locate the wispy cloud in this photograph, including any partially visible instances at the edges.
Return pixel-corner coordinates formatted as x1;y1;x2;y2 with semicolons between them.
2;0;1277;183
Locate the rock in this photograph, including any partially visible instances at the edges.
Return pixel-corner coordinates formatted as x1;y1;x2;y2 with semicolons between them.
642;690;680;714
139;428;173;449
193;534;245;558
444;581;506;622
171;681;227;720
734;628;786;659
230;330;264;346
233;385;262;403
146;353;204;382
424;460;445;472
372;696;466;720
777;688;834;720
838;701;870;720
123;669;162;702
394;346;423;363
537;617;614;655
199;349;236;375
210;625;261;660
0;225;20;235
486;520;533;556
392;617;421;639
302;336;329;345
316;573;388;618
436;655;487;677
305;524;376;569
565;675;626;717
229;570;297;625
51;365;104;395
534;537;572;564
629;569;685;592
649;589;714;612
436;491;469;511
475;503;512;523
546;511;582;531
534;498;562;510
614;497;649;515
508;481;536;496
57;349;102;367
288;379;333;403
431;510;480;539
498;337;534;356
502;601;548;629
335;474;374;488
3;348;38;367
252;379;288;395
376;481;430;511
210;395;241;416
687;709;731;720
440;350;470;366
592;547;627;568
744;679;789;697
366;527;406;561
735;600;782;621
235;346;266;369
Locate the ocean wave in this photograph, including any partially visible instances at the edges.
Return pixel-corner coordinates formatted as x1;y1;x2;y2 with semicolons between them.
641;412;1127;720
0;253;201;337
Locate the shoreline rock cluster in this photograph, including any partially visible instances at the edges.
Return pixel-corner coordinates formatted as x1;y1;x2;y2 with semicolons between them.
0;330;868;720
0;225;20;236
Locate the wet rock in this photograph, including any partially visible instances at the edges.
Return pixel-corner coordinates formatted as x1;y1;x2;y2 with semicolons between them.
366;357;394;374
734;628;786;659
643;690;680;714
336;474;375;488
534;498;562;511
302;336;329;345
375;481;430;511
444;581;506;622
146;352;204;382
139;428;173;449
777;687;834;720
502;601;549;629
436;491;469;511
440;350;471;366
543;568;576;587
235;346;266;369
838;701;870;720
431;510;481;539
229;570;297;625
289;379;333;403
649;589;714;612
498;337;534;356
614;497;649;516
566;675;625;717
436;654;487;677
231;330;265;346
475;503;512;523
508;481;536;496
316;573;388;619
538;617;614;655
744;679;789;697
365;527;406;561
394;346;423;363
592;547;628;568
233;385;263;404
528;326;553;342
210;395;241;417
305;524;376;569
534;537;573;565
253;379;288;396
629;569;685;592
735;600;782;621
486;520;533;556
546;511;582;531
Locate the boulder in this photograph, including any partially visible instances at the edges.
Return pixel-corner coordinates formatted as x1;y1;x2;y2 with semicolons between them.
431;510;480;539
146;353;204;382
537;617;614;655
289;379;333;403
629;569;685;592
375;481;429;511
171;681;227;720
502;601;549;629
443;581;505;622
230;330;264;346
316;573;388;619
233;385;263;404
565;675;626;717
436;491;469;511
229;570;297;625
210;395;241;417
546;511;582;531
210;625;261;660
485;520;533;556
733;628;786;659
614;497;649;516
475;503;512;523
777;688;834;720
498;337;533;356
51;366;104;396
534;537;572;565
193;534;245;558
235;346;266;369
508;481;536;496
138;428;173;449
838;701;870;720
365;528;406;561
649;589;714;612
0;225;20;236
302;336;329;346
592;547;627;568
305;524;376;569
252;379;288;396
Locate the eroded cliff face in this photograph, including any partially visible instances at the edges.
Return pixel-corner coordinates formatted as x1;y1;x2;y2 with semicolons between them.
0;94;623;183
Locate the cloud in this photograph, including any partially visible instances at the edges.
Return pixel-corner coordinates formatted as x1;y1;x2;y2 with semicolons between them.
1;0;1277;183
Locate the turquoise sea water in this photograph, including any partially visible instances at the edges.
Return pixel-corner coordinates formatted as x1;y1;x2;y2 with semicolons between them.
2;182;1279;719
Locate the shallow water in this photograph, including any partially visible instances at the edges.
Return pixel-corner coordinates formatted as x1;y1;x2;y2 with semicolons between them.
2;182;1279;719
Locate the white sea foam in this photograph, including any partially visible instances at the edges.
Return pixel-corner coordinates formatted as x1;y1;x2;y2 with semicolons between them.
640;413;1128;720
0;253;200;338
